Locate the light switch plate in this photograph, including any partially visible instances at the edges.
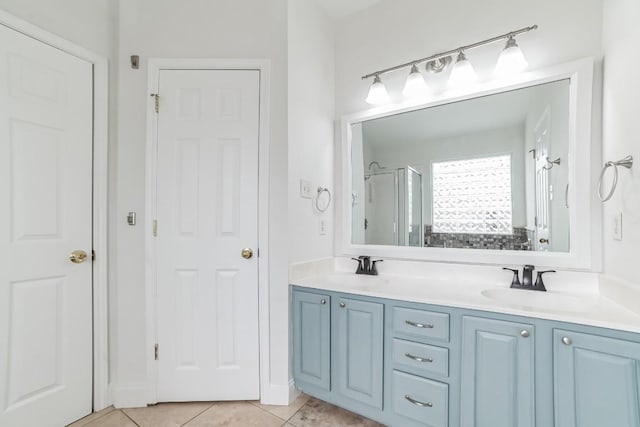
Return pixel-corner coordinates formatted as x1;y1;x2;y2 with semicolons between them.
300;179;312;199
613;212;623;241
319;219;327;236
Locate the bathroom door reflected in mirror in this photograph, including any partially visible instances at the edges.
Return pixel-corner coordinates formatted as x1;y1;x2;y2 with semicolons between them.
351;79;570;252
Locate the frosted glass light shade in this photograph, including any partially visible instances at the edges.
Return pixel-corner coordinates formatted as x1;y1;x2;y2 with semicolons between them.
366;75;389;105
402;64;428;98
448;51;477;87
495;37;528;75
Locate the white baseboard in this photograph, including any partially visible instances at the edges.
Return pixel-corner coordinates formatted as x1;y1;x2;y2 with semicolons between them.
109;383;150;408
260;379;299;405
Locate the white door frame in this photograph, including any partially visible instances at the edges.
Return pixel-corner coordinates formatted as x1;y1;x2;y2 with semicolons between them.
0;10;110;411
145;59;271;404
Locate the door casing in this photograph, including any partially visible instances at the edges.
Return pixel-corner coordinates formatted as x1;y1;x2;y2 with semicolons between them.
145;58;271;404
0;9;110;411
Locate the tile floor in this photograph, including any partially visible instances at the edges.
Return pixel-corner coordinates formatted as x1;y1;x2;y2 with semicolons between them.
67;395;385;427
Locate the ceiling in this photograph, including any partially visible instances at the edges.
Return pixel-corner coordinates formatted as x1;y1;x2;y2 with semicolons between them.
313;0;383;20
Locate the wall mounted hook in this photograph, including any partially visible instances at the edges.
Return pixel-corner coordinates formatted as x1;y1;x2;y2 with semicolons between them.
543;157;561;170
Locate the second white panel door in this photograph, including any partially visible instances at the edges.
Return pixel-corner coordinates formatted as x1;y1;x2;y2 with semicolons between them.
156;69;260;401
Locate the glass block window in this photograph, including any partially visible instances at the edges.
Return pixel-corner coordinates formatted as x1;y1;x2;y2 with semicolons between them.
432;155;513;234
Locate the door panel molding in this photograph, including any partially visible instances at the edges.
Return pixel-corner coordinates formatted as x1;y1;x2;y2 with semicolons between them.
145;58;271;404
0;9;109;412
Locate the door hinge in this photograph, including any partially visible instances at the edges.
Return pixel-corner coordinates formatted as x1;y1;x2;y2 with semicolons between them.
92;250;96;261
154;344;159;360
150;93;159;113
153;220;158;237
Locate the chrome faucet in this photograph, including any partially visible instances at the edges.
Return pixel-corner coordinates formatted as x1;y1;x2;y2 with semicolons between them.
352;256;383;275
502;265;555;291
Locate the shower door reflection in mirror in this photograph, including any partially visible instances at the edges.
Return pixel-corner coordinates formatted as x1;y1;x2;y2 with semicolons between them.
351;79;570;252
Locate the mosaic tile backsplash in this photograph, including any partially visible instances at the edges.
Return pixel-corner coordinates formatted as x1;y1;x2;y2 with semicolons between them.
424;225;532;250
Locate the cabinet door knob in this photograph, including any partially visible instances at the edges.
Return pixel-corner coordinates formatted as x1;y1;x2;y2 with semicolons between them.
520;330;530;338
339;302;346;308
320;299;326;305
562;336;572;345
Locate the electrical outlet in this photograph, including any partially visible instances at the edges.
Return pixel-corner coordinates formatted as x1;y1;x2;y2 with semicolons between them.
613;212;623;241
319;219;328;236
300;179;312;199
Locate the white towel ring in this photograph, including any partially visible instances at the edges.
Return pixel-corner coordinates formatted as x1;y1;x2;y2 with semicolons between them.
597;155;633;202
315;187;331;212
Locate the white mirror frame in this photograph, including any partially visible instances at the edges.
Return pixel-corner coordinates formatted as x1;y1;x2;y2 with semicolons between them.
338;57;599;270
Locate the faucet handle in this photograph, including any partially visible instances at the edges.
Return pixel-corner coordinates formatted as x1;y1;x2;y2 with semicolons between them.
534;270;556;291
351;258;364;274
503;268;521;287
370;259;383;276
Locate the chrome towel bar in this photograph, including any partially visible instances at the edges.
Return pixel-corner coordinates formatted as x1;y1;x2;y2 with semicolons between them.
598;155;633;202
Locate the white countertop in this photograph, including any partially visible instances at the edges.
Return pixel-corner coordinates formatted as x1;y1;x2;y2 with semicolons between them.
291;270;640;334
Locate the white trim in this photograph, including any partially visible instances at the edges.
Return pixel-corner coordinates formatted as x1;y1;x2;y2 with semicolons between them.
340;58;598;271
260;379;300;406
0;10;110;410
109;384;149;409
144;58;272;404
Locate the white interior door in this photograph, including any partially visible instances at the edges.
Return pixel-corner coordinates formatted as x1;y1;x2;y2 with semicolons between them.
534;107;551;251
0;24;93;427
155;69;260;401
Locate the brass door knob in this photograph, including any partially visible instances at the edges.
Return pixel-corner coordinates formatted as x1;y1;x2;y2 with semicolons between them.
539;238;549;244
69;250;88;264
241;248;254;259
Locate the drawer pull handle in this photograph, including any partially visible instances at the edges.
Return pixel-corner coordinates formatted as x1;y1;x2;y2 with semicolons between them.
405;352;433;363
405;320;434;329
405;395;433;408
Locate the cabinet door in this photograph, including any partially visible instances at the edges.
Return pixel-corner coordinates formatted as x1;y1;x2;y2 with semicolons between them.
293;290;331;390
554;329;640;427
336;297;384;409
460;316;535;427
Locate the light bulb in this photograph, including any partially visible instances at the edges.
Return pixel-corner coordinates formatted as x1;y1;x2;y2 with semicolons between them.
495;37;528;76
448;51;477;87
402;64;428;98
365;75;389;105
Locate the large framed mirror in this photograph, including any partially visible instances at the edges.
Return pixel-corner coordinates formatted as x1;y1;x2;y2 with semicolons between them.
340;58;599;270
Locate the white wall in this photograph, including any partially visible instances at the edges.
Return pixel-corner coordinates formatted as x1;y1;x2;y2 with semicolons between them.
0;0;114;58
288;0;335;263
602;0;640;285
335;0;604;116
114;0;289;405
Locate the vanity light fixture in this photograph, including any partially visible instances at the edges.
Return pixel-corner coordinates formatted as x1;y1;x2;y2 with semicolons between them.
365;74;390;105
402;64;429;98
495;36;529;75
448;51;477;87
362;25;538;104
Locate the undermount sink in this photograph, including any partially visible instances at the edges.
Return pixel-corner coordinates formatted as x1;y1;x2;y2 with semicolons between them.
481;288;597;314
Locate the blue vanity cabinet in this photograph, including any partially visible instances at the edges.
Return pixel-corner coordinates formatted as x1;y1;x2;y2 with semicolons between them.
335;296;384;409
292;290;331;392
460;316;535;427
291;285;640;427
553;329;640;427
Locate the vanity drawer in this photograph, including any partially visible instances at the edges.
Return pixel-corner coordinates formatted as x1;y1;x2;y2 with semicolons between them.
392;307;450;342
392;338;449;378
392;370;448;427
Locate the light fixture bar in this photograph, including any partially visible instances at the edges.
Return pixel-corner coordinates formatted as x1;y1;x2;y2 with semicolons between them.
361;25;538;80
